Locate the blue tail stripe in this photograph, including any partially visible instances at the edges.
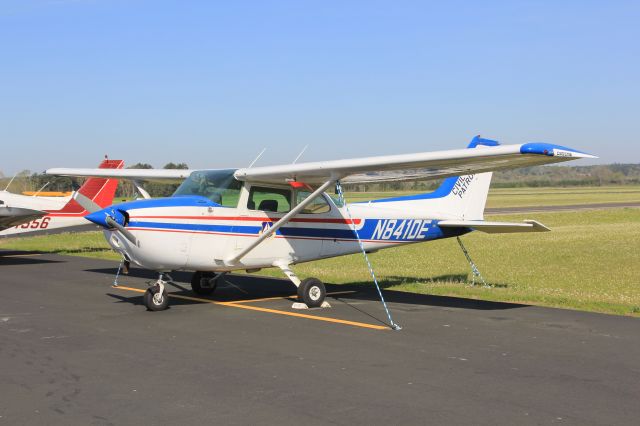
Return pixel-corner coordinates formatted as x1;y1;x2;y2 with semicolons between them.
366;176;459;204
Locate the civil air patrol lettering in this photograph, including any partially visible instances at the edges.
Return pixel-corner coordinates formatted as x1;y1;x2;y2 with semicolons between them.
371;219;432;241
260;221;275;238
451;175;475;199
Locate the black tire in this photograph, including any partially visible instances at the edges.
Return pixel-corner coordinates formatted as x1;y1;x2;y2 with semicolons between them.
144;285;169;311
191;271;218;296
297;278;326;308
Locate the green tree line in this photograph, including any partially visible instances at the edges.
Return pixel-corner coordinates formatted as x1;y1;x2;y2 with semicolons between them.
2;163;639;197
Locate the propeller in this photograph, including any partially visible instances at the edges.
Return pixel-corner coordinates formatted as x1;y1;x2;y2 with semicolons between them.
85;208;138;246
105;214;138;246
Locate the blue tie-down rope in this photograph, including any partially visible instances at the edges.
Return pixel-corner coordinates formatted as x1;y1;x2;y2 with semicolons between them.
336;181;401;331
456;236;489;287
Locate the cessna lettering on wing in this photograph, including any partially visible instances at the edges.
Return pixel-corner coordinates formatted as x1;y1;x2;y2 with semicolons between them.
452;175;475;198
372;219;432;241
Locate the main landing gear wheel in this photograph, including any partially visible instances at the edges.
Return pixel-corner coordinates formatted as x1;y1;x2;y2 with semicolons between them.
298;277;326;308
144;284;169;311
191;271;219;296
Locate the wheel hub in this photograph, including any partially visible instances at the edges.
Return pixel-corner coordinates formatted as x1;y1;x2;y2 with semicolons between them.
309;286;321;301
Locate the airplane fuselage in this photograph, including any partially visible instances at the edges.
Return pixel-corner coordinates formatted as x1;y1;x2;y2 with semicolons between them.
101;194;469;272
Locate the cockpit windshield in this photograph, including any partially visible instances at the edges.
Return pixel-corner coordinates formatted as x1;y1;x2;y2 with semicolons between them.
172;169;242;207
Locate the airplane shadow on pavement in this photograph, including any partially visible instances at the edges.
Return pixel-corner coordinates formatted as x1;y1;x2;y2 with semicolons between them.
89;267;526;312
0;251;65;266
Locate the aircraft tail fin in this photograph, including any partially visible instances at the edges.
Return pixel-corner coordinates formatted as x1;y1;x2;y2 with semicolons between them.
369;136;497;220
57;159;124;214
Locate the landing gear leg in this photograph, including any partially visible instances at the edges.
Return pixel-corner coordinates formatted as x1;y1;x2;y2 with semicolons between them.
143;273;169;311
275;262;329;309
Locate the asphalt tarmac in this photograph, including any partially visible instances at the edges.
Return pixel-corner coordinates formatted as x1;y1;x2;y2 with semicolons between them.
1;251;639;425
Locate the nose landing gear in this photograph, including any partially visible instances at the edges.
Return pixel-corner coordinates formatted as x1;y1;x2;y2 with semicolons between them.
143;273;170;311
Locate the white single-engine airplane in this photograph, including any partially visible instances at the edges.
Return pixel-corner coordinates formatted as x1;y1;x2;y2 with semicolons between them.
47;137;595;312
1;159;124;238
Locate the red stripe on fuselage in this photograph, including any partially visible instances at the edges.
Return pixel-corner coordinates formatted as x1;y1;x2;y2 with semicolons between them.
125;227;398;244
129;215;361;225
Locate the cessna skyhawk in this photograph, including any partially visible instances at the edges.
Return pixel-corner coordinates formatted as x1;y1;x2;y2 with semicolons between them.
47;137;595;311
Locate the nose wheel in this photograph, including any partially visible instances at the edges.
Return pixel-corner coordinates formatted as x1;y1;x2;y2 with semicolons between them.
143;273;169;311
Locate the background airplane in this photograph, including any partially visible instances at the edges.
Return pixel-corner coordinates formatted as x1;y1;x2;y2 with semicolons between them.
1;158;124;238
47;137;595;312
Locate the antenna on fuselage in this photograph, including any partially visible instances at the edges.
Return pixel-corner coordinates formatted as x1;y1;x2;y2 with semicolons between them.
247;148;267;168
292;145;308;164
32;181;51;197
3;173;18;191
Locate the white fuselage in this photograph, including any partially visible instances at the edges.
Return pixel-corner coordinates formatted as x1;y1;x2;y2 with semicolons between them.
103;193;466;272
0;190;71;211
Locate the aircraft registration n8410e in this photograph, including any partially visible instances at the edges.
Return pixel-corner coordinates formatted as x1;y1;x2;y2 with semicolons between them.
47;137;595;313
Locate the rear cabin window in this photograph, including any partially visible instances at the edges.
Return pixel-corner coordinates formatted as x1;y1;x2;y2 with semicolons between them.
248;187;291;213
296;191;331;214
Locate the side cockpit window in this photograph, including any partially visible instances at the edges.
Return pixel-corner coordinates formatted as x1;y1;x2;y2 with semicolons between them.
296;191;331;214
248;187;291;213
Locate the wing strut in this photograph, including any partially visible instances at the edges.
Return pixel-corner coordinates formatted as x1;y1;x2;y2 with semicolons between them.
225;179;336;265
132;180;151;199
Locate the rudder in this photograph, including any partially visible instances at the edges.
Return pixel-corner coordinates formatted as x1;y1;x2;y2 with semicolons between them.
57;159;124;214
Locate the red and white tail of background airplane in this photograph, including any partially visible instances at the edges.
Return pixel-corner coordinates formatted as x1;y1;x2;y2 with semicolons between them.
0;159;124;238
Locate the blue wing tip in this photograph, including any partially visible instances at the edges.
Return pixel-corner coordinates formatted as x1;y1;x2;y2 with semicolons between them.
520;143;597;159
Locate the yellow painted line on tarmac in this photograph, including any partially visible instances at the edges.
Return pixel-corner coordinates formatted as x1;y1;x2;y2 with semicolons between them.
113;285;147;294
216;301;388;330
2;253;42;257
112;285;386;331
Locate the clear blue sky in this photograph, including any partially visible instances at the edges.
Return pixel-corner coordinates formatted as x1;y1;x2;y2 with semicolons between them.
1;0;638;175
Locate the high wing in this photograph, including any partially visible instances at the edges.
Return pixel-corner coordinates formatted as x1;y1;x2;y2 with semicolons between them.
234;142;596;185
45;168;193;182
0;206;47;231
46;141;595;188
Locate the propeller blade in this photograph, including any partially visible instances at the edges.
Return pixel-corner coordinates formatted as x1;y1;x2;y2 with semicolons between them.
73;191;101;213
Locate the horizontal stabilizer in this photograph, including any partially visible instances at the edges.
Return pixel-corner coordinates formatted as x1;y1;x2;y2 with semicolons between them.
438;219;550;233
0;207;47;231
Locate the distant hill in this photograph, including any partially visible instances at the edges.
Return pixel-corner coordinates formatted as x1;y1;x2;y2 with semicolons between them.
345;164;640;192
491;164;640;188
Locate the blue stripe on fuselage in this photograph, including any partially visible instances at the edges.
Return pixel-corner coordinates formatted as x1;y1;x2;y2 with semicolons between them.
127;218;471;241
